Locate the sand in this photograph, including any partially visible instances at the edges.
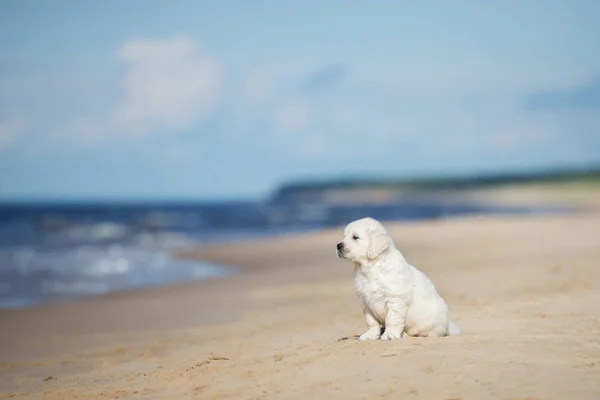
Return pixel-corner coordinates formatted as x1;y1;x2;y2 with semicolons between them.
1;189;600;399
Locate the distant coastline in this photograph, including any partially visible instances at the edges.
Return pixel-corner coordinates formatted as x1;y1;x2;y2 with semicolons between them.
270;166;600;205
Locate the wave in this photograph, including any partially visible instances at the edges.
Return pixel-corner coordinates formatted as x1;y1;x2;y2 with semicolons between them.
0;200;568;308
0;244;237;308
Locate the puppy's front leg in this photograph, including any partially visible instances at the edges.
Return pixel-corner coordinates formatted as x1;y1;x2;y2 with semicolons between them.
359;309;381;341
381;298;407;341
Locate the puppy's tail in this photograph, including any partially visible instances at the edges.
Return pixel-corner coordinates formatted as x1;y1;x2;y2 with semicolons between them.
447;321;461;336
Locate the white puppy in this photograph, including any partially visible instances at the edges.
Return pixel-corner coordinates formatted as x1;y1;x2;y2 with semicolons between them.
337;217;460;341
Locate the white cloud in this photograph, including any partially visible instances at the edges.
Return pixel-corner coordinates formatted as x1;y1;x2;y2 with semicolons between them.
71;36;220;139
0;113;28;150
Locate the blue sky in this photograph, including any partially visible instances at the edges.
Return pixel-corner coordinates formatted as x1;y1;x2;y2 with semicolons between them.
1;0;600;200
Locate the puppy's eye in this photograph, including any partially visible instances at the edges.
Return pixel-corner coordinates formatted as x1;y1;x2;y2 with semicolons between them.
352;235;359;240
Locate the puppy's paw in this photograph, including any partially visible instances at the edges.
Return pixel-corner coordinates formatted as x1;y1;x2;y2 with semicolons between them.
358;329;381;341
380;329;402;341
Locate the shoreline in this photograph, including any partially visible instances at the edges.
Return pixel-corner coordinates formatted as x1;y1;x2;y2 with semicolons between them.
0;190;580;313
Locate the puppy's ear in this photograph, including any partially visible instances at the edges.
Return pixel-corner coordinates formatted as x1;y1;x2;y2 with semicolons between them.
367;228;389;260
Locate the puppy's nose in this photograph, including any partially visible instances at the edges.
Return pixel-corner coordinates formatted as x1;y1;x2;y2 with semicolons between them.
337;242;344;250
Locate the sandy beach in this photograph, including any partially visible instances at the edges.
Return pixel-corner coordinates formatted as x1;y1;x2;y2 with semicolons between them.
1;188;600;399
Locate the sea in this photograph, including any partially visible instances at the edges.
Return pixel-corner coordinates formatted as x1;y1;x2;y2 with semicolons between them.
0;198;564;308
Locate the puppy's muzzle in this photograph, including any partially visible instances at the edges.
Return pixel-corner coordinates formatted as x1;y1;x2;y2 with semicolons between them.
336;242;346;258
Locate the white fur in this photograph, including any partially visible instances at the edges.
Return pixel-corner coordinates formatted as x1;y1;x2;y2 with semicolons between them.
336;217;460;341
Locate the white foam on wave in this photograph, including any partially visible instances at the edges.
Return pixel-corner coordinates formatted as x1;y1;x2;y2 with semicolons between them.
134;231;197;249
63;222;129;241
0;242;238;307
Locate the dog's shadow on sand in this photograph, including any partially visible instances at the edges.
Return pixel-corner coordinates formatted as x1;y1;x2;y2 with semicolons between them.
336;335;360;342
337;325;401;342
337;327;387;342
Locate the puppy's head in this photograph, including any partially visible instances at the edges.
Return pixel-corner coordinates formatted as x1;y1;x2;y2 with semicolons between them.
336;217;390;263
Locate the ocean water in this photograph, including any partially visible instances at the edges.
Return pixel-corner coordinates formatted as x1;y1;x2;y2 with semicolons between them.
0;199;563;308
